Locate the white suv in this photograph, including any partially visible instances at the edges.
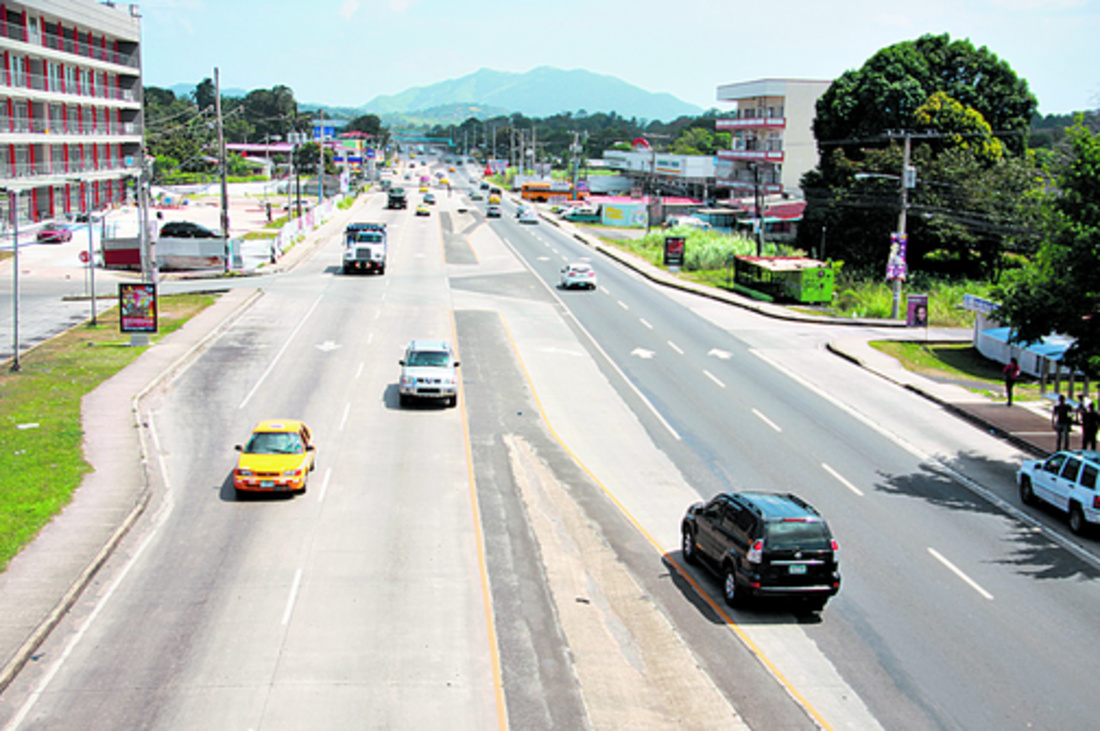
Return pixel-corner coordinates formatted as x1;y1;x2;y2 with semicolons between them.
398;340;459;408
1017;449;1100;534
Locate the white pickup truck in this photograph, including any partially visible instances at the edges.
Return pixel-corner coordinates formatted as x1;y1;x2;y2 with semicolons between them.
342;222;387;275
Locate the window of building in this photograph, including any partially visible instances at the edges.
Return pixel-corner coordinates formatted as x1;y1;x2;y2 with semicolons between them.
47;62;60;92
11;54;25;88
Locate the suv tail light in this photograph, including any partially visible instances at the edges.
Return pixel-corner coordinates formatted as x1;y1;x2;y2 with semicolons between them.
747;539;763;564
1093;495;1100;510
831;539;839;552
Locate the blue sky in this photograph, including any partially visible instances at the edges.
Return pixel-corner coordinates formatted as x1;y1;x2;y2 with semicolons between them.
140;0;1098;116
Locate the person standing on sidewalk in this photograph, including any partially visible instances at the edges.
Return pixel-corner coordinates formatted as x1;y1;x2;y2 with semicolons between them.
1081;400;1099;450
1053;394;1074;451
1002;357;1021;406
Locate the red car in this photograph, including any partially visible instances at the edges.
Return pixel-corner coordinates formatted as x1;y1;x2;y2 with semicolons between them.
36;221;74;243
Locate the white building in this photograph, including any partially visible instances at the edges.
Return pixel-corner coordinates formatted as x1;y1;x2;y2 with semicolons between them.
715;79;829;198
0;0;143;224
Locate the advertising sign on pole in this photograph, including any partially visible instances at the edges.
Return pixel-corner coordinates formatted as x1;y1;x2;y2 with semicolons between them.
119;283;158;333
906;293;929;328
886;232;908;281
664;235;685;269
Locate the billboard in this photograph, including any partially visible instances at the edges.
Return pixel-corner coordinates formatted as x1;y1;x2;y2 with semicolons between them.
119;283;157;333
906;293;929;328
664;236;686;267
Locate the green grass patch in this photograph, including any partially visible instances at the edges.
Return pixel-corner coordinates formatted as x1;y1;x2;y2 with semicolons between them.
0;293;218;570
242;230;277;240
870;341;1039;401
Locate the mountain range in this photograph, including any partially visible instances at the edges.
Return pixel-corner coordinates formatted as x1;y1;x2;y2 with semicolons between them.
168;67;704;124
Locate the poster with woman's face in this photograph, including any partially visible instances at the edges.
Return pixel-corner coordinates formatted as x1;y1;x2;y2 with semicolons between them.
907;293;928;328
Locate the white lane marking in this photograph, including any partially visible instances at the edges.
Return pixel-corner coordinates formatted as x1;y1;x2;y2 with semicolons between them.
317;467;332;504
822;463;864;497
495;236;681;441
617;300;629;310
339;401;351;431
639;318;654;330
537;256;551;261
752;407;782;432
316;340;341;353
703;370;726;389
380;291;387;302
631;348;655;359
928;547;994;600
355;362;364;379
239;293;324;409
368;332;374;345
374;310;381;320
668;340;684;355
282;568;304;625
708;348;732;359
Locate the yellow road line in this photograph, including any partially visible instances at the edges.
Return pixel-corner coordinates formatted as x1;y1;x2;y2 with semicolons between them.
497;310;834;731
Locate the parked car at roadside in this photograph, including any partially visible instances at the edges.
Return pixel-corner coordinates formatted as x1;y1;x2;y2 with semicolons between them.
159;221;220;239
36;221;74;243
1018;449;1100;534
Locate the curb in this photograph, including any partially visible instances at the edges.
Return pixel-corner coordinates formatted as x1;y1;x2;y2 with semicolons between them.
823;342;1049;459
0;287;264;694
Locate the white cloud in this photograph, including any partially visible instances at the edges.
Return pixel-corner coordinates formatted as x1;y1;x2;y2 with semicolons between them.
339;0;360;20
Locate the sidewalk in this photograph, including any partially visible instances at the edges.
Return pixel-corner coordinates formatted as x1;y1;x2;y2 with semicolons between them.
0;192;372;693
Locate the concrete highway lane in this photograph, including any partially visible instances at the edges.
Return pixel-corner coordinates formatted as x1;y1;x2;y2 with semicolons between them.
486;204;1100;730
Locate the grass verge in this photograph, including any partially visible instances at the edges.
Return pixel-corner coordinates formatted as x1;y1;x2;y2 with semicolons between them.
0;293;218;571
869;341;1041;402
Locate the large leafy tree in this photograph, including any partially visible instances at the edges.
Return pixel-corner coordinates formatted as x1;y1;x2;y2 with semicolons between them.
996;120;1100;372
799;33;1040;276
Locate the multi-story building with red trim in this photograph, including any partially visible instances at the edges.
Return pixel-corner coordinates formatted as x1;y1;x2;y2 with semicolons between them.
0;0;142;224
715;79;829;199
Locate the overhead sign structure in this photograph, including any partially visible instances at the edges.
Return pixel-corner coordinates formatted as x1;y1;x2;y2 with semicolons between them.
119;283;157;333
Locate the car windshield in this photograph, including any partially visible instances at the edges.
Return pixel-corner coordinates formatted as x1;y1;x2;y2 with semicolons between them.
245;431;304;455
765;521;832;551
407;350;451;367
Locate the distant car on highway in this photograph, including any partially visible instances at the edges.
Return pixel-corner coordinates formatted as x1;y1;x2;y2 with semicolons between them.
36;221;74;243
486;204;502;218
681;491;840;612
518;209;539;225
1018;449;1100;534
469;190;484;201
398;339;459;407
559;263;597;290
416;203;431;216
423;192;436;205
233;419;316;497
159;221;220;239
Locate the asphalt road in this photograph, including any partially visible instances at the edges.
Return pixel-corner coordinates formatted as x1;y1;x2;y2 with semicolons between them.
3;159;1100;730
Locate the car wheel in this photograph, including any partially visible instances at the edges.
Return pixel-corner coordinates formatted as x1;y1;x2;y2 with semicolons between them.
803;597;828;613
235;487;247;501
1019;476;1035;506
722;564;742;608
342;265;351;274
448;395;457;408
1069;503;1087;535
681;528;697;565
399;393;410;407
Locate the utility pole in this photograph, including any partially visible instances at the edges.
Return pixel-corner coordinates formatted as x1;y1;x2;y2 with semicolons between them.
753;163;764;256
891;132;913;319
214;67;229;272
317;109;325;203
82;180;96;325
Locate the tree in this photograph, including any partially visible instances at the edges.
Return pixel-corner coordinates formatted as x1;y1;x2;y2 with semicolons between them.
798;34;1041;276
994;121;1100;372
194;78;215;111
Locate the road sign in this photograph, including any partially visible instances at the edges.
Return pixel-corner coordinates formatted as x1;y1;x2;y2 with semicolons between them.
78;250;89;263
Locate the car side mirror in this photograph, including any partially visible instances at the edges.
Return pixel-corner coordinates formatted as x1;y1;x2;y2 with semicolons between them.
306;445;315;452
234;444;243;452
453;361;460;367
399;360;405;366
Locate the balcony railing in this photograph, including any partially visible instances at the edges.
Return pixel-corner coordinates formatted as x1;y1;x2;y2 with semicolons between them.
0;19;139;69
0;68;138;102
0;116;142;136
6;157;136;179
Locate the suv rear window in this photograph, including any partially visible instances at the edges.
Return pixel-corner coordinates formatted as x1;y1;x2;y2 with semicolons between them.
765;520;832;550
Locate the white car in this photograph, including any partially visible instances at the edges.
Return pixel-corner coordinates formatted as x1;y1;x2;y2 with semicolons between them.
560;263;597;290
486;204;502;218
518;209;539;225
1018;449;1100;534
398;340;459;408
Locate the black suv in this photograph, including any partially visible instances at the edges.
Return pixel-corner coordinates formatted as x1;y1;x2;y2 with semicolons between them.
159;221;220;239
681;492;840;612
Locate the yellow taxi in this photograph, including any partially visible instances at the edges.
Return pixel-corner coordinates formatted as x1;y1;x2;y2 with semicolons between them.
419;185;429;193
233;419;315;496
416;203;431;216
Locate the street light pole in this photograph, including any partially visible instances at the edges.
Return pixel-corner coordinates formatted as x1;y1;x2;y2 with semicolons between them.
82;180;96;325
8;189;19;371
892;132;912;319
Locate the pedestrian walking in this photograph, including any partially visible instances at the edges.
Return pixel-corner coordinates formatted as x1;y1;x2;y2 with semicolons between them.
1053;394;1074;451
1081;400;1099;451
1002;357;1021;406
